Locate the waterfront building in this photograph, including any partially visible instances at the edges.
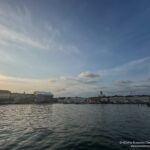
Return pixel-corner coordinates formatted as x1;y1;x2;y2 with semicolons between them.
57;97;86;104
0;90;11;99
34;91;53;97
34;91;54;103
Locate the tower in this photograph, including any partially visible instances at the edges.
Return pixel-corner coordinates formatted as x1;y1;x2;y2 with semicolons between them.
100;91;103;97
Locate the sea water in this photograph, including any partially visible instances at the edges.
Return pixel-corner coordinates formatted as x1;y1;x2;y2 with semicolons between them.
0;104;150;150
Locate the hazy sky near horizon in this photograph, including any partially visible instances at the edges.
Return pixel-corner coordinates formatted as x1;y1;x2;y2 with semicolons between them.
0;0;150;96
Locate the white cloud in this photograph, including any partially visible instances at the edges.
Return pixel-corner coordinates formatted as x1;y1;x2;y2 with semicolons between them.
0;4;80;54
99;57;150;77
0;24;46;49
0;73;100;97
0;72;150;97
111;78;150;95
0;50;15;63
79;72;101;83
115;80;133;86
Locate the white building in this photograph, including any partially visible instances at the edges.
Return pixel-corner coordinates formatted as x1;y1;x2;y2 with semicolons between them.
58;97;86;103
34;91;53;97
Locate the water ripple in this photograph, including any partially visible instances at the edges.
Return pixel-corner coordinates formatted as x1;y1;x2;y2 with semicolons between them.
0;104;150;150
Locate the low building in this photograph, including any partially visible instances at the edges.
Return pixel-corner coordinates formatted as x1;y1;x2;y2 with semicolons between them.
10;93;35;104
34;91;53;97
57;97;86;104
0;90;11;99
0;90;11;104
34;91;54;103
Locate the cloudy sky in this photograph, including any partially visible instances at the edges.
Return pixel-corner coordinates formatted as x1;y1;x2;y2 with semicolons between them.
0;0;150;97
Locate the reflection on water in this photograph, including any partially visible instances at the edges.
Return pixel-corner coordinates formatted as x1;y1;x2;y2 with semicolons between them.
0;104;150;150
0;105;53;131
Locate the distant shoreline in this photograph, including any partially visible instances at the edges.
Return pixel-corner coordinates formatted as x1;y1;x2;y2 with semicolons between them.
0;95;150;105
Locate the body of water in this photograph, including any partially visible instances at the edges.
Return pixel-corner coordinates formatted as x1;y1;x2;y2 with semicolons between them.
0;104;150;150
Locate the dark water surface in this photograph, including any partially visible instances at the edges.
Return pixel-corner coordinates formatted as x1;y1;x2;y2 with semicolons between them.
0;104;150;150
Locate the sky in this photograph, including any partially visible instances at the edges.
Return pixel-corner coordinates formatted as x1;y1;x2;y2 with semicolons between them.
0;0;150;97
